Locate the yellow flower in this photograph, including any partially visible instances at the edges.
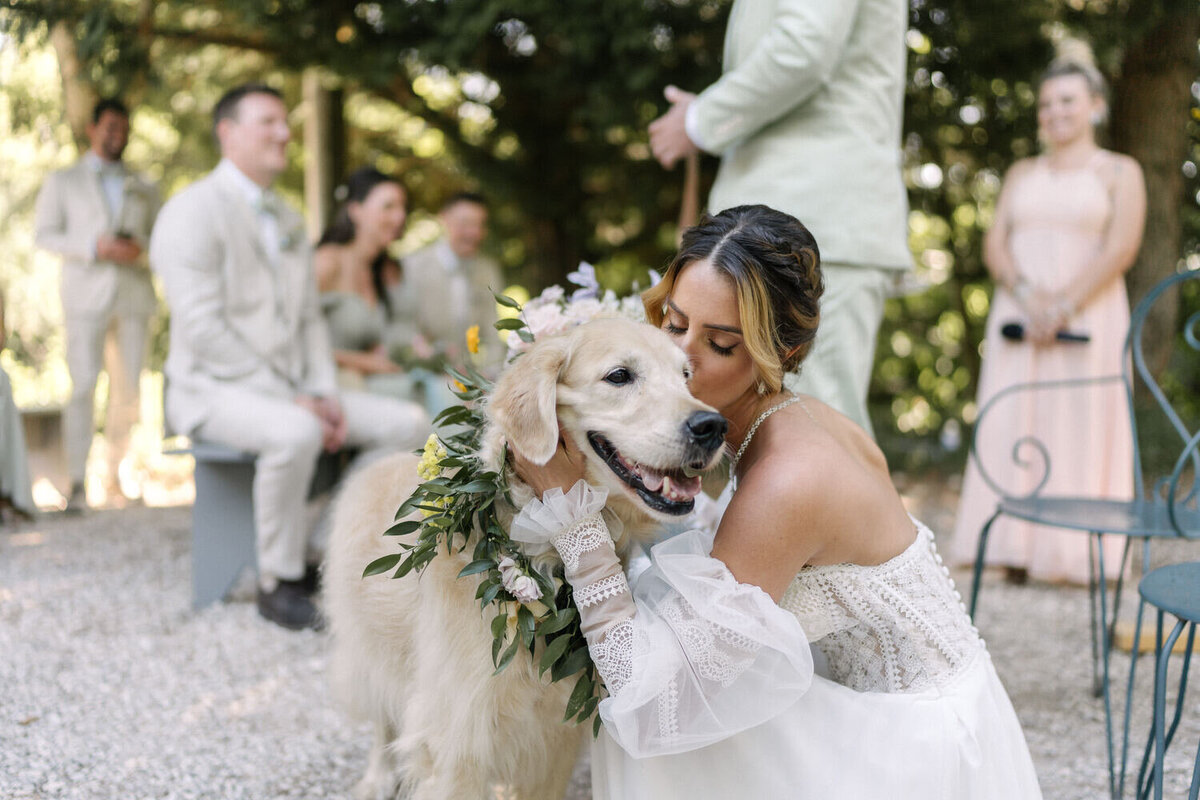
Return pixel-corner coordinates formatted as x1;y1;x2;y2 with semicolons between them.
452;379;467;393
466;325;480;355
417;434;445;480
419;494;451;518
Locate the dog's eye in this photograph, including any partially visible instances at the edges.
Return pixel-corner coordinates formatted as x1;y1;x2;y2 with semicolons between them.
604;367;634;386
682;365;694;381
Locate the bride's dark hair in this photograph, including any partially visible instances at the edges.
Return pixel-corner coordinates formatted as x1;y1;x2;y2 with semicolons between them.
642;204;824;393
317;166;406;318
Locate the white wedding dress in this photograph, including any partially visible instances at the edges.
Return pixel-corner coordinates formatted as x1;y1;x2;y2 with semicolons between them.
514;486;1043;800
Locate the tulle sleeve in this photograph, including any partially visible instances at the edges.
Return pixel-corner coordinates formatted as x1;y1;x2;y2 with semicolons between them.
511;483;814;759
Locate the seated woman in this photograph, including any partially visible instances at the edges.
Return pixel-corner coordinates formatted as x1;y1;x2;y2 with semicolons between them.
0;288;35;521
514;206;1041;798
314;167;456;417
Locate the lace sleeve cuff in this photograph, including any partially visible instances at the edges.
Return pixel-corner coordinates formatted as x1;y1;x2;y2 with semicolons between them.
509;480;609;546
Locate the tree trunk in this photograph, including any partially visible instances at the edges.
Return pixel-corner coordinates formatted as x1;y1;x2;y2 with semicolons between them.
49;19;96;153
528;217;578;291
302;68;345;241
1110;9;1200;373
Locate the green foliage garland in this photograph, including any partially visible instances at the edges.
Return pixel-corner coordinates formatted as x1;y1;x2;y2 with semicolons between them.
362;295;605;734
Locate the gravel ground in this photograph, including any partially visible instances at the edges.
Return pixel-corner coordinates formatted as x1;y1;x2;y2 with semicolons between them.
1;491;1198;800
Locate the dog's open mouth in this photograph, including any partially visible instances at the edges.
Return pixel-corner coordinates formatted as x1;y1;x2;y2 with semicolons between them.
587;432;704;516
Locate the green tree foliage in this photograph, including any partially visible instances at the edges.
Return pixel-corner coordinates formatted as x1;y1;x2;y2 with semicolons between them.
2;0;1197;455
875;0;1199;466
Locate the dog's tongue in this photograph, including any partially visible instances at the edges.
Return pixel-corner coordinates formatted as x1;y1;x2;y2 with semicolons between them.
663;473;702;501
639;468;664;492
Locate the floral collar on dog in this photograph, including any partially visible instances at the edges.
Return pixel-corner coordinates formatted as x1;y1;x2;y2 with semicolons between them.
363;268;652;734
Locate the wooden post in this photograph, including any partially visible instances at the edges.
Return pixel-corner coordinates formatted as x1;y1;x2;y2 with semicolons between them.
302;68;345;241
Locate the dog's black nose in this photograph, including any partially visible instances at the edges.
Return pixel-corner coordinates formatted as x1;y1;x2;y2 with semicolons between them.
685;411;728;451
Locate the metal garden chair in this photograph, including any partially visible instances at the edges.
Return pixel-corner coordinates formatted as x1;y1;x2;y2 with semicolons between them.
964;268;1200;798
1134;557;1200;800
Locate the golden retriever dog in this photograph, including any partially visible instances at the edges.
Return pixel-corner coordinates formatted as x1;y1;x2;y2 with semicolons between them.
323;317;727;800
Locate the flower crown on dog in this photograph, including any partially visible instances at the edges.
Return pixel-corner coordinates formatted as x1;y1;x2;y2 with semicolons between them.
364;264;656;734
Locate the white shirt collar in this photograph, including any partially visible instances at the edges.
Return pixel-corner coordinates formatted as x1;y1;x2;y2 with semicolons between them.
436;238;463;271
84;151;124;174
216;158;271;208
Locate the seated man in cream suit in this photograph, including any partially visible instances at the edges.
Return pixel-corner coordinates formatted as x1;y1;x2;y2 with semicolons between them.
150;84;429;631
34;98;160;511
648;0;911;435
403;193;505;374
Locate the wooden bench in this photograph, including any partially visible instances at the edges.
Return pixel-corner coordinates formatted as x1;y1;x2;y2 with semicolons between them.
168;440;354;609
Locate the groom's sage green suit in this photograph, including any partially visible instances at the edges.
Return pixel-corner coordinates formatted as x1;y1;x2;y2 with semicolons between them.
688;0;911;433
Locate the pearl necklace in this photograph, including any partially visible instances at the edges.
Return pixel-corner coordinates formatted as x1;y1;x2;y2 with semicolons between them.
729;393;804;492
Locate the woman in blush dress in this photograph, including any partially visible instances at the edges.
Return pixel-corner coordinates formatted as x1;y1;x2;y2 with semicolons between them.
512;205;1041;799
315;167;455;417
949;51;1146;585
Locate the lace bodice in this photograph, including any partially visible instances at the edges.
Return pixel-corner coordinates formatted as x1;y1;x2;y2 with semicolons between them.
779;520;984;693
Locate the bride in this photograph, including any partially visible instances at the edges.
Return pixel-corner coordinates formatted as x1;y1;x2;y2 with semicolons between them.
512;205;1042;798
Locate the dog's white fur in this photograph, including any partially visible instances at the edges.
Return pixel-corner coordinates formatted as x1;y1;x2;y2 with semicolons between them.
324;318;722;800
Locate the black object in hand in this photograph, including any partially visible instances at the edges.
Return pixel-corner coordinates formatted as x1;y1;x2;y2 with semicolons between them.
1000;322;1090;343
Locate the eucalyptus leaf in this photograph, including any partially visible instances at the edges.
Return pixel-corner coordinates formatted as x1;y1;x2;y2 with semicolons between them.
552;644;593;682
458;479;499;494
517;606;536;648
475;576;498;599
578;695;599;722
539;634;572;674
538;607;577;636
493;637;521;675
394;494;422;519
491;612;508;640
563;673;594;721
392;556;418;579
480;581;504;607
458;559;495;578
362;553;401;577
384;519;421;537
517;329;535;343
493;292;522;309
493;317;528;331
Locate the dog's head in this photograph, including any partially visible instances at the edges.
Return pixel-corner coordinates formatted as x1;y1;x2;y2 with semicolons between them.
485;317;727;545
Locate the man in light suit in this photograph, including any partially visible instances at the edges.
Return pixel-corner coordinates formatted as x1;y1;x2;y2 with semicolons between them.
35;99;160;511
649;0;911;435
150;84;429;630
403;193;505;374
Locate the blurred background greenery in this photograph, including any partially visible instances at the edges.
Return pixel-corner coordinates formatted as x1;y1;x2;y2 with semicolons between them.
1;0;1197;478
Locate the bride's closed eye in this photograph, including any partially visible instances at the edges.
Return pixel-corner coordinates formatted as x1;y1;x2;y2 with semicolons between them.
663;321;737;357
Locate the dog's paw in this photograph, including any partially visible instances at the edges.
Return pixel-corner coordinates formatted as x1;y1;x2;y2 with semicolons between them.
352;773;402;800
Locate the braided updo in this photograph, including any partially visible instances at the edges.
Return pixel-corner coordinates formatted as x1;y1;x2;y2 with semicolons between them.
643;205;824;394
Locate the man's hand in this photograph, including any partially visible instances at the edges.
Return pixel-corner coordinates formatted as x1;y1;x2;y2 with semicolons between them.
296;394;348;452
366;344;401;374
96;234;142;264
649;85;699;169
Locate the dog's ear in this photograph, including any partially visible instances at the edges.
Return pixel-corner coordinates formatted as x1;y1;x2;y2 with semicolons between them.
488;336;571;464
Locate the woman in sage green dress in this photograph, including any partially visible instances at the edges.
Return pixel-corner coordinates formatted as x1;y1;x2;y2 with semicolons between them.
314;167;456;418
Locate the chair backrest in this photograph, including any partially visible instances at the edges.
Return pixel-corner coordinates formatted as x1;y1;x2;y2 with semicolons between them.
1122;269;1200;513
969;268;1199;530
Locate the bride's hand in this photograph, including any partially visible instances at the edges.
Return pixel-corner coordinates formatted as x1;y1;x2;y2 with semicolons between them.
510;427;589;499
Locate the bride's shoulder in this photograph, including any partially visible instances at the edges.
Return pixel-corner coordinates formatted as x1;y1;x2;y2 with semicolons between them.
736;437;843;521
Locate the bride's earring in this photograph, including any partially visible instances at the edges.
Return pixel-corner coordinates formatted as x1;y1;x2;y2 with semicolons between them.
756;380;767;396
1090;110;1104;126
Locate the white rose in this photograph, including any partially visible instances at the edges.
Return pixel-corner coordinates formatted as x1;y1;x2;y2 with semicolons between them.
510;575;542;604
